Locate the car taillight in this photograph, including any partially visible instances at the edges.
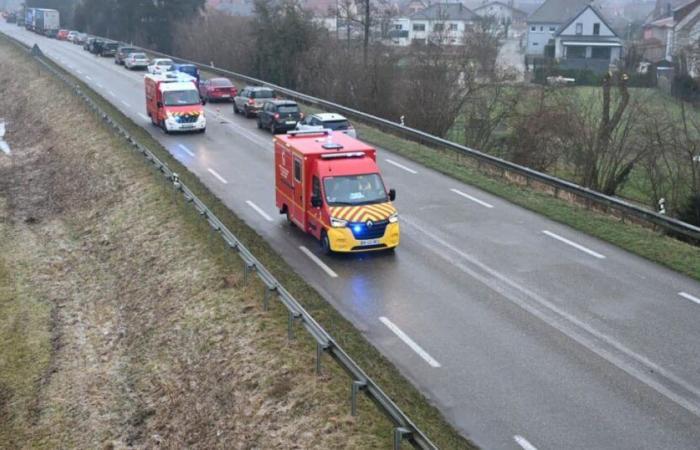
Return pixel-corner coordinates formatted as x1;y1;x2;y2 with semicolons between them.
300;112;304;119
274;113;280;119
247;98;254;105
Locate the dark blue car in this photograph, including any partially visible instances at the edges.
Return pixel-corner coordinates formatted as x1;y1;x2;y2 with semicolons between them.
169;64;200;87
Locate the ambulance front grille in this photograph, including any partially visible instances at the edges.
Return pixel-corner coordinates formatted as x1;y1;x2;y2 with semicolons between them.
349;219;388;240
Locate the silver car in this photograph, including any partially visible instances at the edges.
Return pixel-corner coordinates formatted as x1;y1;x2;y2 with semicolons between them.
124;52;150;70
296;113;357;138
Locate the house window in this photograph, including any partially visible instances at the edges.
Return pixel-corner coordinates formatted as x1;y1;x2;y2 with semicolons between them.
591;46;611;59
434;23;444;32
567;45;586;58
531;26;536;31
395;24;402;30
593;23;600;35
413;23;425;31
540;26;544;31
575;23;583;35
549;26;556;32
449;23;457;31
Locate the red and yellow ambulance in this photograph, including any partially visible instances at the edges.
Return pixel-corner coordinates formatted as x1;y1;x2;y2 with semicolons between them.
275;129;399;253
145;72;206;134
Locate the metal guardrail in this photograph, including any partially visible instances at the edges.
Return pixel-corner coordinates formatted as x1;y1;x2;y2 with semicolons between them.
4;36;438;450
133;42;700;243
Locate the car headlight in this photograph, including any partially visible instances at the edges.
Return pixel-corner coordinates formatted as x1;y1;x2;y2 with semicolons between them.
330;217;347;228
388;212;398;223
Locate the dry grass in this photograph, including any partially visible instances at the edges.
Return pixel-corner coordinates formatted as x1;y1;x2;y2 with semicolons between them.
0;40;392;449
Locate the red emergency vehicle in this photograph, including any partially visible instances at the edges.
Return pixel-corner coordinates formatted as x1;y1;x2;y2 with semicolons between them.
275;130;399;253
144;72;206;133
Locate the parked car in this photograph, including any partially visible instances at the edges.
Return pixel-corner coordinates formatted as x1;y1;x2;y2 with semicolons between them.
57;29;69;40
73;33;88;45
233;86;275;118
124;52;150;70
168;64;200;87
99;41;118;57
115;46;137;65
88;38;104;54
147;58;174;74
198;77;237;102
257;100;303;134
296;113;357;139
66;30;79;42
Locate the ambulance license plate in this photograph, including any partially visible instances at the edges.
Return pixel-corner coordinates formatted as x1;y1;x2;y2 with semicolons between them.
359;239;380;246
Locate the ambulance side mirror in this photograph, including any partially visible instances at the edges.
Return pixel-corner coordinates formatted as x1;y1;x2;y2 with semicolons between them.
388;189;396;201
311;196;323;208
157;101;163;108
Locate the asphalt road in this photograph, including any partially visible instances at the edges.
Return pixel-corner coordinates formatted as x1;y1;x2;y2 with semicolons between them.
4;23;700;449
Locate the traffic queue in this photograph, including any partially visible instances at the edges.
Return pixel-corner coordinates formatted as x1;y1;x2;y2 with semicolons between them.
10;17;399;254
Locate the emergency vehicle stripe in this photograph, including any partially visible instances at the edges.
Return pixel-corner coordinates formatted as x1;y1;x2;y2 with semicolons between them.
366;204;391;217
348;207;366;222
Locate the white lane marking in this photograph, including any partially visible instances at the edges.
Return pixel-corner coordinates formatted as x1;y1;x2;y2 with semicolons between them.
246;200;273;222
542;230;605;259
207;168;228;184
108;90;116;97
121;100;131;108
0;120;10;155
450;188;494;209
679;292;700;306
177;144;194;157
84;75;92;81
299;246;338;278
138;113;149;121
404;216;700;417
75;68;81;73
514;435;538;450
379;317;441;368
385;158;417;174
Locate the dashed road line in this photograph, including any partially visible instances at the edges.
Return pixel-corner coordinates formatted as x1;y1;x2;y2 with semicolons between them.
138;113;149;121
543;230;606;259
379;317;441;368
514;435;538;450
120;100;131;108
385;158;418;174
84;75;92;81
177;144;194;157
679;292;700;306
450;188;494;209
96;82;103;89
299;246;338;278
108;90;116;97
246;200;273;222
207;168;228;184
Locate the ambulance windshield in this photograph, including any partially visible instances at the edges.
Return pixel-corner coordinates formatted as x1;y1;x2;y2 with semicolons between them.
323;174;388;206
163;90;200;106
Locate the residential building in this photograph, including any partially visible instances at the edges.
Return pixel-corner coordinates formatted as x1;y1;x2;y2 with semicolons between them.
526;0;591;55
408;2;479;45
671;0;700;75
552;3;623;71
474;1;528;26
642;15;674;63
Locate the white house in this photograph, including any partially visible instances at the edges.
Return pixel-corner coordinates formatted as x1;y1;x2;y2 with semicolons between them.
408;2;479;45
526;0;591;55
473;1;527;26
553;4;623;66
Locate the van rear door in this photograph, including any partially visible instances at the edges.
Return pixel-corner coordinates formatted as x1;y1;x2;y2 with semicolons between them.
291;154;305;228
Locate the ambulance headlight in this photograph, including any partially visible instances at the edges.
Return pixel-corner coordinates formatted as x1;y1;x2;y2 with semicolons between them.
388;212;399;223
330;217;347;228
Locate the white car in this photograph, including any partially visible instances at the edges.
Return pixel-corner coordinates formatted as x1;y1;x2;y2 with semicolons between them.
125;52;150;70
147;58;174;74
66;30;78;42
296;113;357;138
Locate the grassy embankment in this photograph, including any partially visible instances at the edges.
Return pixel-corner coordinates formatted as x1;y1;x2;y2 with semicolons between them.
0;35;475;449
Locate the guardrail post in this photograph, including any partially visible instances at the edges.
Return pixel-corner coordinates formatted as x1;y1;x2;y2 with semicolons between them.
288;311;300;340
393;427;411;450
243;261;255;285
351;380;367;416
316;343;330;376
262;286;275;311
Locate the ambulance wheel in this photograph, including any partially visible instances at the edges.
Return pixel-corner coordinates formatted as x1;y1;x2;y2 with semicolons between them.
320;231;332;255
159;120;169;134
285;209;294;227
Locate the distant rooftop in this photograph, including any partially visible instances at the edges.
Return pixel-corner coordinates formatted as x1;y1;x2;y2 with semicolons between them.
527;0;592;23
410;2;478;20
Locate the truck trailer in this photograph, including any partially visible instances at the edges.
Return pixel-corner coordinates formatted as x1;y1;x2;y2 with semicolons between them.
275;129;400;253
33;8;59;34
